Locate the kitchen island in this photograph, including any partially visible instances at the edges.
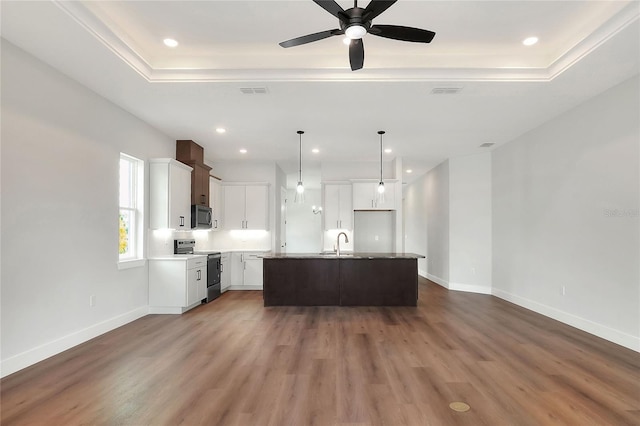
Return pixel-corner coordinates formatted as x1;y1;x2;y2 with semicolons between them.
261;253;425;306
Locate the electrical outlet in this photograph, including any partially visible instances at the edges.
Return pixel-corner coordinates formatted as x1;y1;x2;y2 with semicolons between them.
561;286;566;296
471;267;476;275
374;235;379;241
90;295;96;307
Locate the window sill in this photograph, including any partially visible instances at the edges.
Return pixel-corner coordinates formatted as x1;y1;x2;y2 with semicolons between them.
118;259;146;270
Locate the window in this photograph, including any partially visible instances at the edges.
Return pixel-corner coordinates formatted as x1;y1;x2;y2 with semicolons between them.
119;153;144;268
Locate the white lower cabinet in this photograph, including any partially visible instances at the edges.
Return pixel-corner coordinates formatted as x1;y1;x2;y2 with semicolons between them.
220;252;231;292
149;257;207;314
228;251;268;290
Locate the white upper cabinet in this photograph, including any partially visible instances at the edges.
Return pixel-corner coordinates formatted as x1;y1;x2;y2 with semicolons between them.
209;177;223;230
323;183;353;230
149;158;192;229
223;183;269;230
352;180;397;210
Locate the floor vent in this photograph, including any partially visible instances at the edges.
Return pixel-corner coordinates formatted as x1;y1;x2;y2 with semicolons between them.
479;142;495;148
431;87;463;95
240;87;269;94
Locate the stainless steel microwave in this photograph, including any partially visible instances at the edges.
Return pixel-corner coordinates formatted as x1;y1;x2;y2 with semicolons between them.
191;205;212;229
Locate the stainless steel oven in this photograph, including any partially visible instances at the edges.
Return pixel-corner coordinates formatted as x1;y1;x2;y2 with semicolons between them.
206;252;222;302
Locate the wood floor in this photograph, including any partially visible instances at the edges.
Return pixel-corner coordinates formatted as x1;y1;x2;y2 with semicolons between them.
2;278;639;425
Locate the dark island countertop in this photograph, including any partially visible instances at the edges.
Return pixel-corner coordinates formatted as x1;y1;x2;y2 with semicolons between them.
259;252;425;259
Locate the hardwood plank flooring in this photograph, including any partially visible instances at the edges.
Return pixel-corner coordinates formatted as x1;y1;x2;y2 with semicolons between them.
2;279;639;425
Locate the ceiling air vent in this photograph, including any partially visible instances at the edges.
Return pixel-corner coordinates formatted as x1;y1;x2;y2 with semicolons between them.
239;87;269;94
431;87;463;95
479;142;495;148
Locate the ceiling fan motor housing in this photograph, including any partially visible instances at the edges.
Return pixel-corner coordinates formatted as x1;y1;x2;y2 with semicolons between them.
339;7;373;36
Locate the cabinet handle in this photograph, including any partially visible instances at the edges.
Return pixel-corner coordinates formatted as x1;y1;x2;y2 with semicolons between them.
214;219;218;229
201;194;206;204
197;269;201;280
179;216;184;227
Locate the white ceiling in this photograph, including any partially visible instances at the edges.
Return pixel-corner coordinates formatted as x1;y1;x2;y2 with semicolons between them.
1;0;639;181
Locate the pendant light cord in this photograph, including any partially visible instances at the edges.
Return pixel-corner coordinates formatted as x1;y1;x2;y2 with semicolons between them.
378;130;385;182
297;131;304;182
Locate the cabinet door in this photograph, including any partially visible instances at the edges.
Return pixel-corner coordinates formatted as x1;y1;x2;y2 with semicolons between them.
243;256;264;288
220;254;231;290
210;178;223;230
352;182;376;210
323;184;341;230
338;184;353;229
230;252;244;287
223;186;246;229
170;163;192;229
244;185;268;230
197;267;207;301
192;164;210;207
187;267;200;306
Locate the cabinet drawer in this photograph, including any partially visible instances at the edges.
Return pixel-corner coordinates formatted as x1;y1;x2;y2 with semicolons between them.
187;257;207;269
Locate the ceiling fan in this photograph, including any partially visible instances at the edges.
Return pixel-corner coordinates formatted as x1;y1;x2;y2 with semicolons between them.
279;0;436;71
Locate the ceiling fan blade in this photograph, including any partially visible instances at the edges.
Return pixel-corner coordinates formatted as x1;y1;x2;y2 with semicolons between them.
312;0;346;19
349;39;364;71
369;25;436;43
363;0;397;21
279;29;343;48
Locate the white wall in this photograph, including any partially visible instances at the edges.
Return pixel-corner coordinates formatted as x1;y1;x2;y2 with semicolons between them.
403;175;428;275
1;40;174;376
492;75;640;351
449;153;492;293
424;160;450;284
285;188;323;253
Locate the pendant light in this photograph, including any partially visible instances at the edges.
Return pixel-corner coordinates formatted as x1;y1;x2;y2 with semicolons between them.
295;130;305;204
377;131;386;203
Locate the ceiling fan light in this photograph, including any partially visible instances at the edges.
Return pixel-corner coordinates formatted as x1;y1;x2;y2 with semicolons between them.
345;25;367;40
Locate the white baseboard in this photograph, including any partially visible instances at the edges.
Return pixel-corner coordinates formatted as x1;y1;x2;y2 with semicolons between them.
228;285;263;291
418;269;427;279
0;306;149;378
448;282;492;295
426;273;449;288
492;288;640;352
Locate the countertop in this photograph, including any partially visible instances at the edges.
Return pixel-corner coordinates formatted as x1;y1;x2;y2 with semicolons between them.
194;249;272;254
148;254;207;260
260;252;425;259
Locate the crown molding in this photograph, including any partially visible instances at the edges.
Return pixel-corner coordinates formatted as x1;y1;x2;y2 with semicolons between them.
53;0;639;83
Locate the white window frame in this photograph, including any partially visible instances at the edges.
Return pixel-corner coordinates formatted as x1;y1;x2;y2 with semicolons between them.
118;153;145;269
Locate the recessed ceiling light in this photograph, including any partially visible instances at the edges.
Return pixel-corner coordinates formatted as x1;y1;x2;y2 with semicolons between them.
215;128;226;134
384;148;392;154
406;169;413;174
522;37;538;46
312;148;320;154
163;38;178;48
239;149;247;154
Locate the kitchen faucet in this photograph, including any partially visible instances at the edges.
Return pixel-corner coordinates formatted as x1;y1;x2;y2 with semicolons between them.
336;232;349;257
